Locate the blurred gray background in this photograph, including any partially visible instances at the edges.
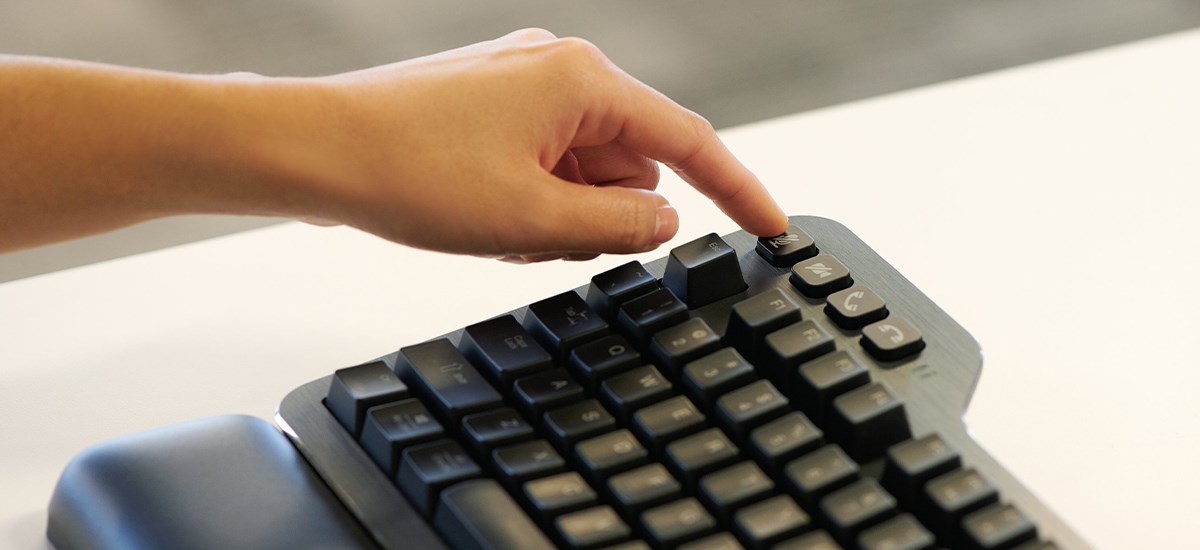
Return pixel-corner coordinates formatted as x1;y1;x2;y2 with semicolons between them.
3;0;1199;282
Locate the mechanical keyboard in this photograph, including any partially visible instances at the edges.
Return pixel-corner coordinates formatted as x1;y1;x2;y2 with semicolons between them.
276;215;1076;550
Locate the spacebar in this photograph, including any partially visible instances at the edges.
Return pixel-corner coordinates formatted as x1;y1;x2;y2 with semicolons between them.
433;478;555;550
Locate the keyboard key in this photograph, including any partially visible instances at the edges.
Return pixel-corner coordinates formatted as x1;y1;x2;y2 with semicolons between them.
725;288;803;363
523;471;598;525
632;395;707;455
587;261;660;320
599;365;674;422
325;361;408;438
650;317;722;375
568;334;642;391
748;411;824;475
557;505;632;549
715;379;790;442
698;461;776;524
880;433;961;508
359;398;444;475
790;254;853;299
773;530;842;550
460;315;553;389
607;463;683;517
395;339;503;427
860;317;925;362
492;440;567;491
396;439;481;517
784;444;860;510
919;468;1000;541
525;291;609;362
512;368;585;418
662;233;748;308
642;498;718;548
857;513;935;550
616;287;690;347
828;382;912;462
665;428;741;489
791;351;870;425
732;494;813;550
824;286;889;331
544;399;617;453
819;478;898;546
962;503;1037;550
575;429;649;485
678;532;743;550
756;226;818;267
681;348;758;411
434;478;555;550
762;320;836;392
460;407;534;459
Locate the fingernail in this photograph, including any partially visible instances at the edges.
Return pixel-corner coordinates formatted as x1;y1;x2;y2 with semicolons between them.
653;204;678;244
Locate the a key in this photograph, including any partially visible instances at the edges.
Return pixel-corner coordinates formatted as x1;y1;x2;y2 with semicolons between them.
715;379;790;442
748;411;824;475
460;407;534;459
725;288;803;363
632;395;707;455
650;317;723;376
919;468;1000;542
791;350;871;425
756;226;819;267
575;429;649;486
460;315;553;389
598;365;674;423
616;287;690;347
492;440;566;492
607;463;683;518
544;399;617;453
962;504;1038;550
827;382;912;462
762;320;836;392
359;398;444;476
396;439;481;517
587;261;660;320
698;460;776;524
665;428;741;489
513;368;585;418
732;494;813;550
523;471;599;526
433;479;555;550
857;513;936;550
880;433;961;509
525;291;609;362
861;317;925;362
556;505;632;549
783;444;860;511
395;339;502;427
662;233;748;308
642;498;718;548
818;478;898;547
681;348;758;411
790;254;853;299
568;334;642;391
325;361;409;438
825;286;889;331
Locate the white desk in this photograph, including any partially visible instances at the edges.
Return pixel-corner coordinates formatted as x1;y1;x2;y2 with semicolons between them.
4;29;1199;549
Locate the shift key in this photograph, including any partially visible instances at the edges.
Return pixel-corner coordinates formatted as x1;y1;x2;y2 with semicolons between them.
396;339;503;427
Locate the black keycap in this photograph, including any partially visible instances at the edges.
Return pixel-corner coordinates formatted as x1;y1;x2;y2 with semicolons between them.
698;460;776;524
460;315;553;389
396;439;481;517
784;444;860;510
880;433;961;509
1014;543;1060;550
556;505;632;549
513;368;585;418
650;317;723;376
359;398;444;475
919;468;1000;541
544;399;617;453
748;411;824;475
715;380;790;442
587;261;660;320
568;334;643;391
395;339;503;427
725;289;803;363
681;348;758;411
678;532;743;550
861;317;925;362
824;286;889;331
523;471;598;526
665;428;741;489
632;395;707;455
642;498;718;548
599;365;674;422
789;254;853;299
460;407;534;459
857;514;935;550
606;543;654;550
616;287;690;347
819;478;898;546
525;290;609;362
962;504;1037;550
732;494;813;550
607;463;683;517
827;382;912;462
434;478;555;550
774;530;842;550
575;429;649;485
325;361;408;438
492;439;567;491
762;320;836;392
756;226;819;267
791;350;870;425
662;233;748;308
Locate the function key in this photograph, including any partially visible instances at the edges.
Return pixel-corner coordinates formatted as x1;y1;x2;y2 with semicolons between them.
396;439;481;517
359;398;445;476
395;339;503;427
568;334;642;391
732;494;813;550
523;471;598;526
616;287;690;347
642;498;718;548
512;368;585;418
460;407;534;459
725;288;803;363
790;254;853;299
587;261;660;320
857;513;935;550
650;317;722;376
828;382;913;462
818;478;898;547
756;226;819;267
715;379;790;442
662;233;748;308
792;350;871;425
460;315;553;389
962;503;1038;550
762;320;836;392
681;348;758;411
880;433;962;509
825;285;889;331
556;505;632;549
525;291;609;362
325;361;408;438
861;317;925;362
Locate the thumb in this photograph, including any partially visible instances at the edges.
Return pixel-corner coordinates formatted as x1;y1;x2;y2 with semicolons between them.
518;175;679;254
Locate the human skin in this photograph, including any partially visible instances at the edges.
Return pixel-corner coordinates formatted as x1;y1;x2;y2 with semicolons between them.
0;29;787;260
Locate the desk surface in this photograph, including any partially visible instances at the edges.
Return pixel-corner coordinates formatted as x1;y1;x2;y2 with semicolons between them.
4;29;1199;549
